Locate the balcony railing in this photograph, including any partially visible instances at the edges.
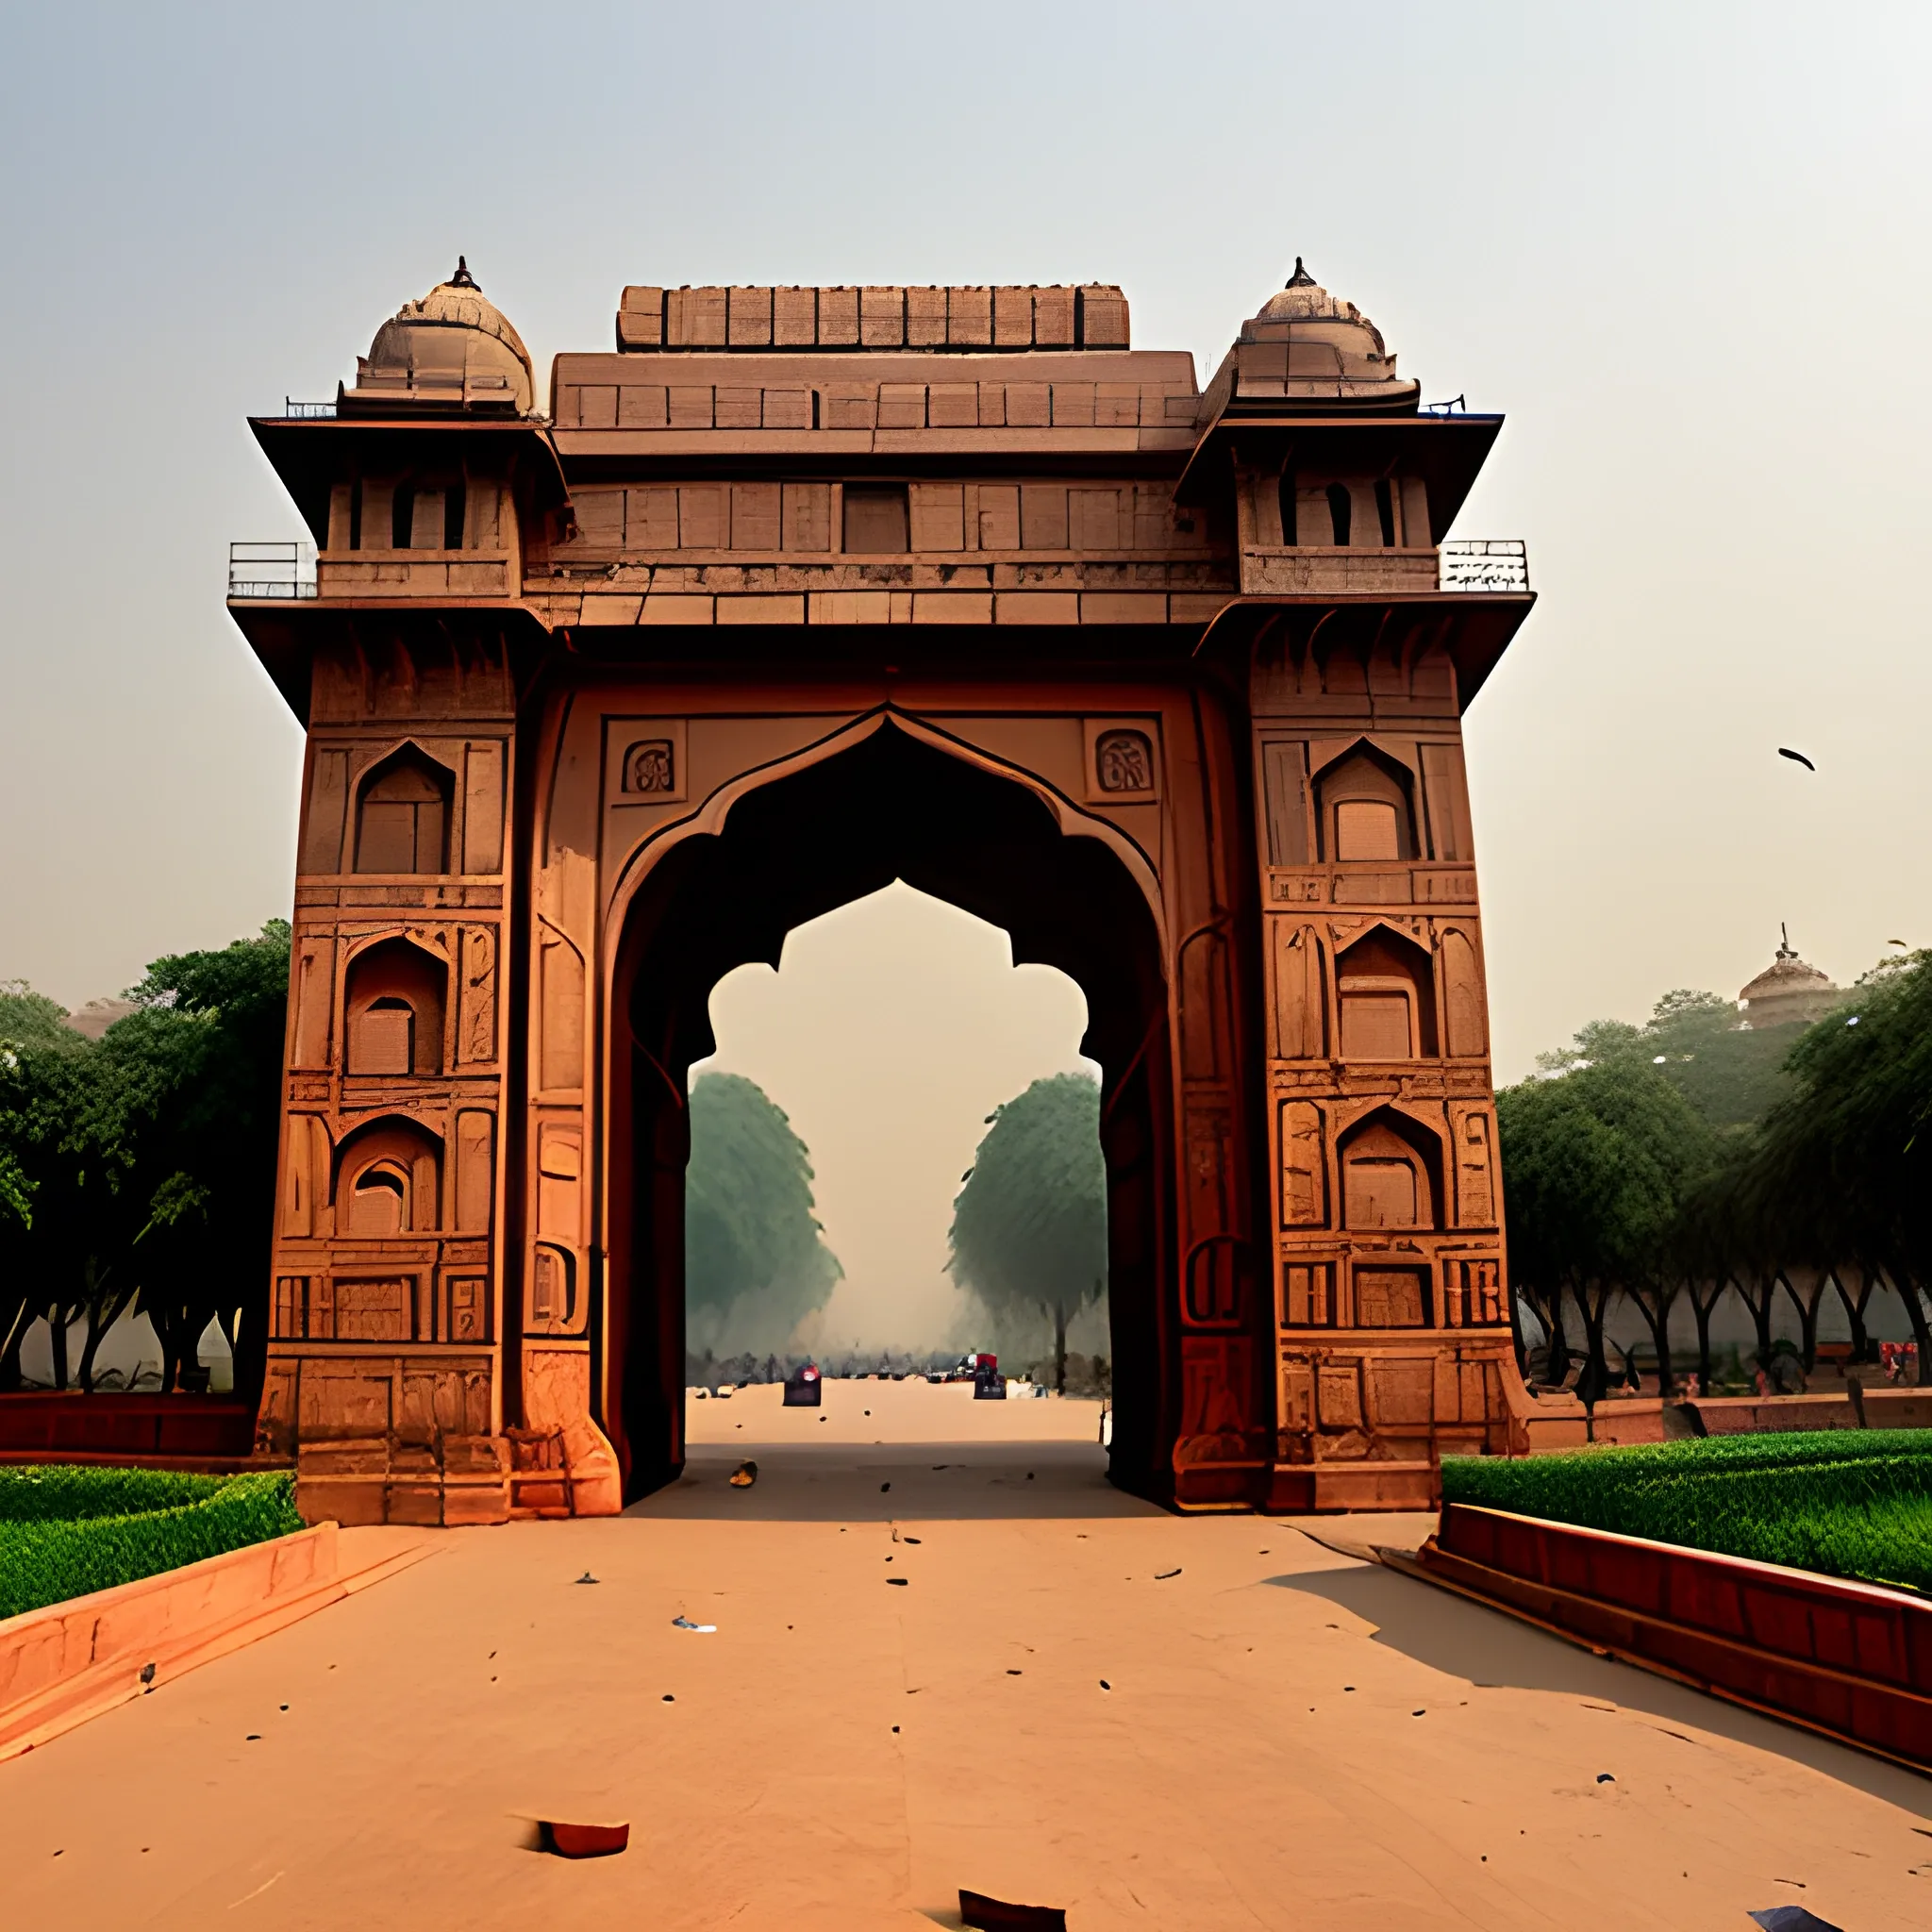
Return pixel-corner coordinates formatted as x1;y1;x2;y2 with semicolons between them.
229;541;317;599
1440;540;1528;591
284;397;336;419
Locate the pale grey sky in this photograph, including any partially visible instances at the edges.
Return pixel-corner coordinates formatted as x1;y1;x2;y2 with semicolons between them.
2;7;1927;1141
695;884;1096;1352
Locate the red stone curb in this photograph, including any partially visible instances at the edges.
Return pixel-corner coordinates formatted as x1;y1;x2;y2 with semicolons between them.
0;1524;436;1762
1389;1502;1932;1772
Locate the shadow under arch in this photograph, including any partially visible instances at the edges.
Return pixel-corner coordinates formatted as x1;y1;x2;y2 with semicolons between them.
605;718;1174;1504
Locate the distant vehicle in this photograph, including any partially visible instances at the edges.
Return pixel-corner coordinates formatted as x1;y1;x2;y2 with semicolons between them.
782;1362;823;1407
942;1352;997;1383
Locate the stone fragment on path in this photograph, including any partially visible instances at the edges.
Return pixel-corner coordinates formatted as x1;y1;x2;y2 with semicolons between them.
541;1820;629;1858
959;1887;1067;1930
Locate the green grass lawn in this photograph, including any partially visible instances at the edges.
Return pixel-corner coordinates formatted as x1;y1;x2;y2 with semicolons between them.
1442;1430;1932;1595
0;1466;303;1621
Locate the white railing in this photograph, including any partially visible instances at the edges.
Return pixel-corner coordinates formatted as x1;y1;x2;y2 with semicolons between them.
1441;539;1528;591
228;540;317;599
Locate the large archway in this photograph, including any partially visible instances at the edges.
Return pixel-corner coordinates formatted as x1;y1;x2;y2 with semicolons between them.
605;720;1174;1502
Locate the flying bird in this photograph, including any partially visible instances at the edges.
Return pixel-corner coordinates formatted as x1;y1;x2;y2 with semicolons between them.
1890;939;1907;947
1776;747;1816;771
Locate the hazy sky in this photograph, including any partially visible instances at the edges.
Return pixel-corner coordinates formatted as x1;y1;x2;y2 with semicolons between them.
695;884;1095;1352
2;9;1927;1143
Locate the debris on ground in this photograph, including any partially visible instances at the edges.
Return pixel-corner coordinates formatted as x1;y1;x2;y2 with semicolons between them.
888;1577;908;1587
1155;1568;1181;1580
1749;1909;1841;1932
574;1572;599;1585
959;1886;1068;1930
729;1459;758;1488
671;1616;716;1633
540;1820;629;1858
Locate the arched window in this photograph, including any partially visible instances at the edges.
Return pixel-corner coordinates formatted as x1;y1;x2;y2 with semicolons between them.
354;746;454;874
1339;1112;1439;1231
349;1161;408;1236
343;936;447;1076
1335;927;1438;1060
334;1117;442;1235
1315;744;1416;863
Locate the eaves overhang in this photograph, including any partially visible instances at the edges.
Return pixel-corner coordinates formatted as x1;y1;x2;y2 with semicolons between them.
1174;411;1504;532
246;416;572;542
1190;588;1534;713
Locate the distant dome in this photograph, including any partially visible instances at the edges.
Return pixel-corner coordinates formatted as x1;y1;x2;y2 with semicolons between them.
348;258;534;413
1213;258;1419;412
1739;935;1838;1029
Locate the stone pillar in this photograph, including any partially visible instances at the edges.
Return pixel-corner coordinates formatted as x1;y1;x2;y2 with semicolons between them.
1250;618;1523;1510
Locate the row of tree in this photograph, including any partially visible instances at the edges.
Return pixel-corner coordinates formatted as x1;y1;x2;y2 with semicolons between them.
1498;952;1932;1395
0;924;291;1397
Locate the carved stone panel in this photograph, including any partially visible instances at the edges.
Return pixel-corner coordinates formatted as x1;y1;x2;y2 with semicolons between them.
457;926;497;1064
1174;1335;1258;1464
290;938;335;1069
1278;1099;1325;1227
1081;717;1159;801
1450;1103;1496;1227
1440;925;1489;1058
1355;1268;1429;1329
461;741;506;874
539;933;586;1093
604;718;689;804
454;1109;494;1233
1268;921;1324;1059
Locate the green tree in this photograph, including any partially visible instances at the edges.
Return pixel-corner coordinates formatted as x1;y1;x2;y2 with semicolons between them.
125;921;291;1400
0;924;290;1396
1535;988;1806;1131
0;980;74;1051
1746;951;1932;1382
947;1073;1106;1393
684;1072;841;1357
1498;1060;1715;1401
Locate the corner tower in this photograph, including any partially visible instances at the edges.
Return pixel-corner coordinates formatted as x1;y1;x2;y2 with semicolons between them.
1183;262;1529;1507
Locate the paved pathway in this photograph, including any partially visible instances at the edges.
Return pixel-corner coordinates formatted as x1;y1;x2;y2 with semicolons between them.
4;1385;1926;1928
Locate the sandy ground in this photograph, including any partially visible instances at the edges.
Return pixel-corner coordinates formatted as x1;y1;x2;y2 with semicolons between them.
3;1381;1927;1929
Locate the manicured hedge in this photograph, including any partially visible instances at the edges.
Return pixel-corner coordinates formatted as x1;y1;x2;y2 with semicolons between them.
1442;1430;1932;1594
0;1467;303;1620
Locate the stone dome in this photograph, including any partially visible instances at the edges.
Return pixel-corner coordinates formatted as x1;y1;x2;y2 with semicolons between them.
1216;258;1418;411
350;258;534;413
1739;935;1838;1029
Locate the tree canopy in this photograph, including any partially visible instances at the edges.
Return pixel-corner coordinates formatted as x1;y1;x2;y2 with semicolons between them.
1503;952;1932;1392
684;1072;842;1356
1533;986;1810;1130
947;1072;1106;1384
0;923;290;1394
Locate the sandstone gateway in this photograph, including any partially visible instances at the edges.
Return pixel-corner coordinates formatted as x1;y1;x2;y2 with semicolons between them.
227;261;1535;1525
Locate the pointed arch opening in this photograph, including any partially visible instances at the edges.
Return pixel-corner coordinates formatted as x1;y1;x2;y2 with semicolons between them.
334;1115;443;1236
1314;741;1417;863
343;935;448;1076
607;721;1175;1504
1335;924;1437;1060
354;744;454;874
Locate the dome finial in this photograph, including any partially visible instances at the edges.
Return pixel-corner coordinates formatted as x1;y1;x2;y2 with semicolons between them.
1285;256;1316;289
450;255;478;290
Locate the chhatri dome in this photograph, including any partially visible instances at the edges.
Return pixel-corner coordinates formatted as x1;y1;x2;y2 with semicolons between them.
344;258;534;414
1738;929;1839;1029
1221;258;1419;411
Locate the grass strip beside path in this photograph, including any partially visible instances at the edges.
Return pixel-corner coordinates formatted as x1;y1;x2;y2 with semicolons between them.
1442;1430;1932;1594
0;1468;303;1620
